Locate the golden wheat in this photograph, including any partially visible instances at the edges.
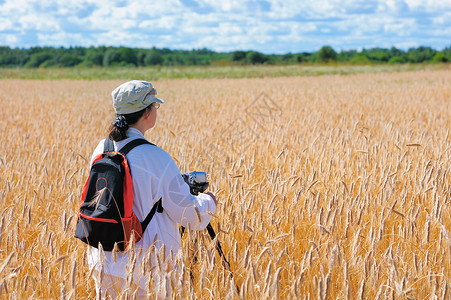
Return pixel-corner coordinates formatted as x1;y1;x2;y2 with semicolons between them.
1;69;451;298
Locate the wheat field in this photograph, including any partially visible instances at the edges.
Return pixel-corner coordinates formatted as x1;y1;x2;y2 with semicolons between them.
1;69;451;299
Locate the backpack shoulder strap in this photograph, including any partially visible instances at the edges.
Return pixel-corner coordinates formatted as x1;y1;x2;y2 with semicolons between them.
141;198;163;233
104;138;115;152
112;138;161;233
119;138;155;156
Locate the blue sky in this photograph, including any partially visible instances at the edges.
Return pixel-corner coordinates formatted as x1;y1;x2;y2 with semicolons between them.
0;0;450;54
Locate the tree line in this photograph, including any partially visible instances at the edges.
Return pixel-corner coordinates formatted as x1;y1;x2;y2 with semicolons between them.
0;45;449;68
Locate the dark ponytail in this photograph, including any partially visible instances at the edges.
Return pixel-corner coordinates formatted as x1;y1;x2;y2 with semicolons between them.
108;104;152;141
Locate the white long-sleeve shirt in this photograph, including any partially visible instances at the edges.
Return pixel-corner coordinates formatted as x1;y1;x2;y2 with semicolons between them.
87;128;216;285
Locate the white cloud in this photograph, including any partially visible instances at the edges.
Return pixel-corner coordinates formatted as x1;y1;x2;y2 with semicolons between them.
1;34;18;45
0;0;450;52
19;14;60;31
0;17;13;31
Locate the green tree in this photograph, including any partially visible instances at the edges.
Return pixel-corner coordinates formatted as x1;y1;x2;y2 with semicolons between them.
232;51;247;61
337;50;358;63
388;47;404;58
350;55;370;65
118;47;137;66
172;54;186;65
144;50;164;66
296;54;304;63
58;53;82;67
317;46;337;63
103;48;121;66
388;56;407;64
296;52;312;63
84;48;103;66
407;46;436;63
366;48;390;63
432;52;448;63
24;52;53;68
40;59;58;68
0;47;29;66
102;47;137;66
136;50;147;66
443;46;451;61
282;53;294;63
160;48;172;55
247;51;268;64
186;53;199;65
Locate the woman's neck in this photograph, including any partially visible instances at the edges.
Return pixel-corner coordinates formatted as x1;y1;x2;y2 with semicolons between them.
129;122;147;136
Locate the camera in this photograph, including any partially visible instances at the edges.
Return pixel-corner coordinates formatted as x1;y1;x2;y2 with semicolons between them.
181;171;209;195
180;171;235;287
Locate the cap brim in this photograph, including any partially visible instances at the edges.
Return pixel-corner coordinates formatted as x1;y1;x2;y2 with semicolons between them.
154;97;165;104
149;94;164;104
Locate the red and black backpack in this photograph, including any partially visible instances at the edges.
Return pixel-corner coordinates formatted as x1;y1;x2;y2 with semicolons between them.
74;138;162;251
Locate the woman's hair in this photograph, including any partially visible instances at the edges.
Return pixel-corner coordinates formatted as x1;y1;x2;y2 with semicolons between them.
108;104;152;141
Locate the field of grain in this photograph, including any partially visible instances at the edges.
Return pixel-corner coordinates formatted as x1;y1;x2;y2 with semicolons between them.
1;69;451;298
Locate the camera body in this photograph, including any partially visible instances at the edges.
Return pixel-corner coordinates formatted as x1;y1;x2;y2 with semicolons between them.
181;171;209;195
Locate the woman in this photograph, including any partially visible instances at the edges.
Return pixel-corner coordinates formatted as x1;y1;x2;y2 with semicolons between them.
87;80;217;298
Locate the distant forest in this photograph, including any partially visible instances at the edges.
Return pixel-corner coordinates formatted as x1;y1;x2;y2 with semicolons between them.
0;45;450;68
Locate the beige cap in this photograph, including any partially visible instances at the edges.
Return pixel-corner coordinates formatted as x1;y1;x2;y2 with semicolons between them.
112;80;164;114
